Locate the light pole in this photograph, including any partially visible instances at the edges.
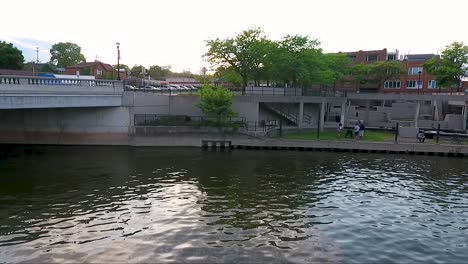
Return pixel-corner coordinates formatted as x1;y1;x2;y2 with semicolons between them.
116;42;120;80
417;70;422;94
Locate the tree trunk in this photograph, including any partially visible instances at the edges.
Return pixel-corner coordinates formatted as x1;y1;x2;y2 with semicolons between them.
242;75;247;95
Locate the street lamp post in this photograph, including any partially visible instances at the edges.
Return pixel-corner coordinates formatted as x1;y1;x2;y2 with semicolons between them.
116;42;120;80
417;70;422;94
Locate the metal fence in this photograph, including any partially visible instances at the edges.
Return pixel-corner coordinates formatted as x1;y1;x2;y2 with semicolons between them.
243;120;279;132
134;114;246;127
133;114;282;133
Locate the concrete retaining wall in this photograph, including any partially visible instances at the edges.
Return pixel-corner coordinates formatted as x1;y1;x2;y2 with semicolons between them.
0;107;131;145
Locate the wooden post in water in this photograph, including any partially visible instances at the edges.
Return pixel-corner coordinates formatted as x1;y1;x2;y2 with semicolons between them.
436;124;441;143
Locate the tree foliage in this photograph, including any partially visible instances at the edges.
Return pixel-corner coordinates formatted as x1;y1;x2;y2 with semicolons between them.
204;28;349;90
113;63;129;73
147;65;172;79
424;41;468;91
129;65;147;78
204;28;270;92
49;42;86;68
0;41;24;70
213;66;243;87
197;85;237;120
350;61;404;89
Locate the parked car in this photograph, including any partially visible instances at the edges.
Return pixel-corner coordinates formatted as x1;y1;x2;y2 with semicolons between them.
179;85;191;91
144;85;161;91
169;85;181;91
187;85;198;91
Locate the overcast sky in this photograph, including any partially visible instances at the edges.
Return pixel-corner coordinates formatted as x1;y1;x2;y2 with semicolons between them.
1;0;466;73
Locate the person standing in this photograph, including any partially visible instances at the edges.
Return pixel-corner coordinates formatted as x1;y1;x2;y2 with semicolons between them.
336;122;343;137
354;123;360;139
358;121;365;139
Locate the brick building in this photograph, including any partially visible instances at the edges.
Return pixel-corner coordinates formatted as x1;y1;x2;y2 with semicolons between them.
388;54;440;94
65;61;123;79
337;49;441;93
343;48;388;64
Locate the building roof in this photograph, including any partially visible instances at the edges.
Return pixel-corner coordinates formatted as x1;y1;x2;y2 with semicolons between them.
67;61;113;72
0;69;35;76
405;54;439;61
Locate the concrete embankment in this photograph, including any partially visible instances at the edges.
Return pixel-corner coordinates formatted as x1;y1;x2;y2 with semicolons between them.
132;131;468;157
227;139;468;157
1;129;466;157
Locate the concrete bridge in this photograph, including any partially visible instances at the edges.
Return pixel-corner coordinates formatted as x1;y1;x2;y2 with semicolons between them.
0;75;123;109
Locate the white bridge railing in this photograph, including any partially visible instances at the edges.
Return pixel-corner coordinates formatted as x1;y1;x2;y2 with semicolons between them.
0;75;123;94
0;75;117;87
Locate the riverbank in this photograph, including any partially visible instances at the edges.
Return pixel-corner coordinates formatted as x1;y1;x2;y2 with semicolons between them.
1;131;467;158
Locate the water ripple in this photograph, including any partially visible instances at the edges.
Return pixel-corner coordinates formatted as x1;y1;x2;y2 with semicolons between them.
1;147;467;263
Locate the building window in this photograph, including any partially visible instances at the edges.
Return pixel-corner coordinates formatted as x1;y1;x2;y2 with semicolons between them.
366;54;378;62
408;67;423;75
428;80;437;89
384;80;401;89
348;55;356;62
406;80;422;89
97;69;103;76
387;54;397;61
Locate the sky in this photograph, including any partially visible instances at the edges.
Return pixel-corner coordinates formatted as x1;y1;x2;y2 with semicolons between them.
1;0;467;74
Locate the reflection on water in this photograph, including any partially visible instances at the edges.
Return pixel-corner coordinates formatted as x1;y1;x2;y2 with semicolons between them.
0;146;467;263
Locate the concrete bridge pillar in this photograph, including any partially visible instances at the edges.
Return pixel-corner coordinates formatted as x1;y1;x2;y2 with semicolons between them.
433;100;440;121
463;103;467;130
298;102;304;128
340;101;346;126
414;102;421;128
320;102;325;131
364;100;370;123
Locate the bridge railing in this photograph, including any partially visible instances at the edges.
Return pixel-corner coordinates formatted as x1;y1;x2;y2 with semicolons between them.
0;75;123;94
0;75;118;87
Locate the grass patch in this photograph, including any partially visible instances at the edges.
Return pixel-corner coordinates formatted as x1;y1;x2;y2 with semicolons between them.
279;129;394;142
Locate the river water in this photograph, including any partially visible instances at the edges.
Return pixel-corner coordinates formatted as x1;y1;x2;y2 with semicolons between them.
0;146;467;263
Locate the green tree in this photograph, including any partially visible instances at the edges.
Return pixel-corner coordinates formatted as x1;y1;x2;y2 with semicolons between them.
147;65;172;79
350;61;404;91
196;85;237;129
49;42;86;68
0;41;24;69
113;63;129;73
213;66;243;87
40;63;55;73
424;41;468;92
130;65;146;78
204;28;270;93
318;53;352;87
265;35;323;88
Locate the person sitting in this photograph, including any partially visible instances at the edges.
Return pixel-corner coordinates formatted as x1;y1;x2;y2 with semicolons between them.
416;130;425;143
